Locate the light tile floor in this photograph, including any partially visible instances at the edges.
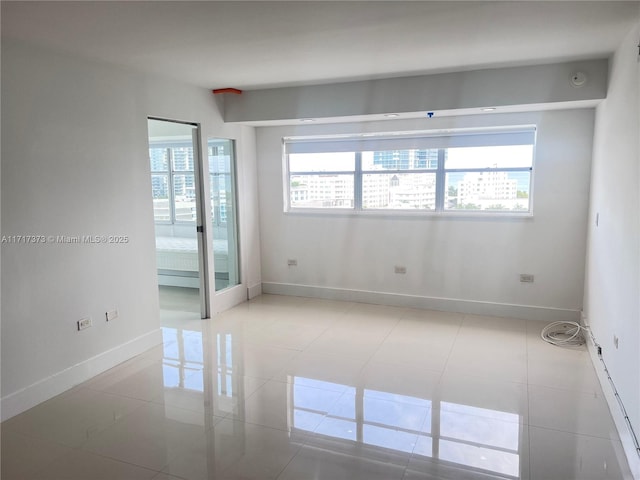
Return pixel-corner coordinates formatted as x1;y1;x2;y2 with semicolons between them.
1;294;633;479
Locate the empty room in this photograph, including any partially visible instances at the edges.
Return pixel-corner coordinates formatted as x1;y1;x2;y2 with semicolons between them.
1;1;639;479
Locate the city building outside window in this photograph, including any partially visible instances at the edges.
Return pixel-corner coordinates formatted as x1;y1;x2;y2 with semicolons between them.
149;142;196;224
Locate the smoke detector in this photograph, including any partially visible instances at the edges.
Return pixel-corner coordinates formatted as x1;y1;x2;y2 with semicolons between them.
570;72;587;87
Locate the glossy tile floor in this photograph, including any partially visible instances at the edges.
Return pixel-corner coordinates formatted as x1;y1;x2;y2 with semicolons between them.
1;294;633;479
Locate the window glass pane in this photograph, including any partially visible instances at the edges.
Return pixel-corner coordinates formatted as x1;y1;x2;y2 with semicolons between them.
290;152;355;172
209;138;240;292
173;174;196;221
445;171;530;212
150;148;169;171
445;145;533;169
172;147;195;171
290;174;354;209
363;173;436;210
361;149;438;170
151;174;169;199
151;174;170;222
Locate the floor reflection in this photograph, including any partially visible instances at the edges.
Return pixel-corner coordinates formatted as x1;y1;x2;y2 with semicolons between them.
160;326;523;479
162;327;204;391
292;376;522;479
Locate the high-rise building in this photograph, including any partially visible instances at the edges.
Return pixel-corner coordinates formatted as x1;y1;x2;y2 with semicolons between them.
372;149;438;169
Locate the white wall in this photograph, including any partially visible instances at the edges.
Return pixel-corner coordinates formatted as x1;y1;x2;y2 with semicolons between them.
584;16;640;476
236;127;262;301
257;109;594;321
0;41;260;420
224;60;607;123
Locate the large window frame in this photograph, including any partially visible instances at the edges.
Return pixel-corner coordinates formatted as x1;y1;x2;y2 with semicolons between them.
283;126;536;216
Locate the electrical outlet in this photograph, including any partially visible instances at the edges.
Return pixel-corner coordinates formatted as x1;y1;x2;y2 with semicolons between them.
287;259;298;266
77;317;92;331
394;266;407;274
106;309;119;322
519;274;534;283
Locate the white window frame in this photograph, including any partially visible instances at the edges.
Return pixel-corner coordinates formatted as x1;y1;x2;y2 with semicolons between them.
283;126;536;216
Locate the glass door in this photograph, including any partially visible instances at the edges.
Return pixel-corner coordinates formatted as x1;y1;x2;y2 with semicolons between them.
148;118;208;319
208;138;240;291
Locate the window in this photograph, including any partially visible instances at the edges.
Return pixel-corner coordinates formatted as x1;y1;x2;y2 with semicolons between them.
208;138;241;292
284;127;535;215
149;142;196;223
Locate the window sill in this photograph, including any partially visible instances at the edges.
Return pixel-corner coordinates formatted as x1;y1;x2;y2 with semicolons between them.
284;208;534;220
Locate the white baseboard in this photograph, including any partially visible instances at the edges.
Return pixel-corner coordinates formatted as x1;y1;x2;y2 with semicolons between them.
211;284;249;315
582;315;640;479
247;282;262;300
0;328;163;422
261;282;580;322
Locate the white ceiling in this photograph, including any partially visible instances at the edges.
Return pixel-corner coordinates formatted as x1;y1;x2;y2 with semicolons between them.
2;1;639;91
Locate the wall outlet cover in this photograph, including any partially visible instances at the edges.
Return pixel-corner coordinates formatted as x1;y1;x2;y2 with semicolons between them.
77;317;92;331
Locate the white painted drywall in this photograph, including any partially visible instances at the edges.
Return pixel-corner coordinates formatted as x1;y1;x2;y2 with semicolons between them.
257;109;594;319
0;41;261;419
584;17;640;474
237;126;262;298
224;60;607;123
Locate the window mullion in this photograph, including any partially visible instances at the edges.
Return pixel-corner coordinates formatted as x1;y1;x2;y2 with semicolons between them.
435;149;446;212
168;148;177;224
354;152;362;211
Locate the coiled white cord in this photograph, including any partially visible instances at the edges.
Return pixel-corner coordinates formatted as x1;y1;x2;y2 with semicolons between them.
541;321;586;346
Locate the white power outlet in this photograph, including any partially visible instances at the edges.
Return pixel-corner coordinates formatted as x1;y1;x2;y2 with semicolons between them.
394;266;407;274
520;274;534;283
106;309;119;322
77;317;92;331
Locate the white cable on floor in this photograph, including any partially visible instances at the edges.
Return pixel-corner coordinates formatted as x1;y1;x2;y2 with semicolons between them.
540;321;586;346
